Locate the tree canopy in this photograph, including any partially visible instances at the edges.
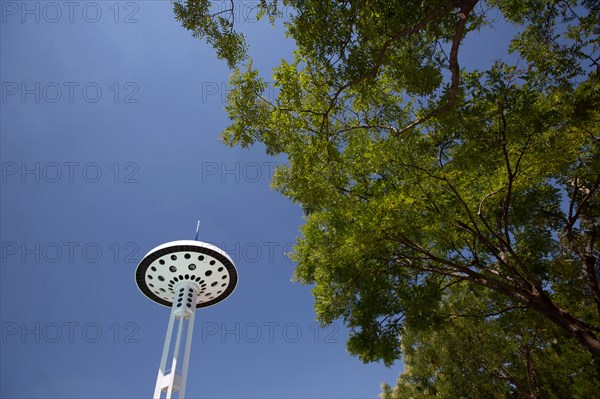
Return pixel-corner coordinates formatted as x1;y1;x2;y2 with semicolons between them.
174;1;600;396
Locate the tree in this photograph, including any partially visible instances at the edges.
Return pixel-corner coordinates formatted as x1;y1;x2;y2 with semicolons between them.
174;0;600;395
380;285;600;398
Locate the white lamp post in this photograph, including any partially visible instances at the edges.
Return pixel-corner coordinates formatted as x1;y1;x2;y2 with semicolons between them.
135;236;238;399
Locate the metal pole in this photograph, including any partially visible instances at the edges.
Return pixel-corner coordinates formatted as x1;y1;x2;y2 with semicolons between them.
153;281;198;399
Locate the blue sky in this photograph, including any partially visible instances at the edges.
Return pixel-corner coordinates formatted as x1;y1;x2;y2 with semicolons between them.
0;2;517;398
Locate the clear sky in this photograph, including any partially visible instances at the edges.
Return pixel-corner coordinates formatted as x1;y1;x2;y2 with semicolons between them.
0;2;517;398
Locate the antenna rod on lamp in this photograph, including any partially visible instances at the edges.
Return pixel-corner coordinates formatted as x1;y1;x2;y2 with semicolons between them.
194;220;200;241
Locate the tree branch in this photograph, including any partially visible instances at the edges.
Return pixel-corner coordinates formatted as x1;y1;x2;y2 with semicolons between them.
319;0;463;134
396;0;479;134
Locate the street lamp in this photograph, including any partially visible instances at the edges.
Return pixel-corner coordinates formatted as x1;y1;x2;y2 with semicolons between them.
135;228;238;399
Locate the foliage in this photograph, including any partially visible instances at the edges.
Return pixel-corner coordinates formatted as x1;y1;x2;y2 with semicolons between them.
174;0;600;396
380;285;600;398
